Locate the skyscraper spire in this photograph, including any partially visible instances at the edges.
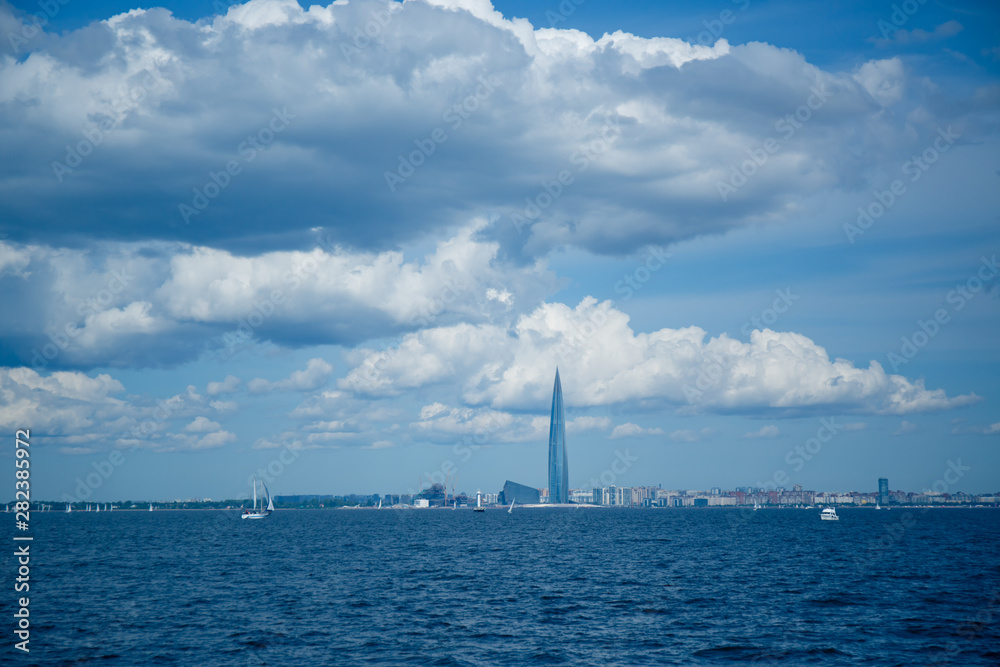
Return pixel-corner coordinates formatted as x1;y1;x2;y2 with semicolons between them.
547;368;568;504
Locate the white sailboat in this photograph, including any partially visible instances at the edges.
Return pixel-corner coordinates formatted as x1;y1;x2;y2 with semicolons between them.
242;475;273;519
377;498;382;510
753;500;761;511
875;502;881;510
149;503;153;511
508;497;515;514
65;504;72;513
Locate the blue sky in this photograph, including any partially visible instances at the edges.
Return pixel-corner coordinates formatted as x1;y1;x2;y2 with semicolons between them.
1;0;998;503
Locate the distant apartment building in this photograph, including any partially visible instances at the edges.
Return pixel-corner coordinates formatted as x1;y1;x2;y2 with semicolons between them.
878;477;889;506
779;490;815;505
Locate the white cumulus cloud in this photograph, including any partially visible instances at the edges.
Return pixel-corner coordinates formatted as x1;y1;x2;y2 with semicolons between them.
185;416;222;433
207;375;241;396
249;358;334;393
744;425;780;439
343;297;978;416
610;423;665;439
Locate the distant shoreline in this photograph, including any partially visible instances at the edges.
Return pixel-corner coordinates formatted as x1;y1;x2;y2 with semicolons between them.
20;504;999;512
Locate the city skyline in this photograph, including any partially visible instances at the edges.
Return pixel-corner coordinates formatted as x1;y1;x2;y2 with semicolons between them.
32;476;1000;508
26;463;996;506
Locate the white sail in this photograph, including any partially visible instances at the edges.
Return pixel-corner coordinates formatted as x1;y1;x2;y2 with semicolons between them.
508;497;515;514
263;479;274;512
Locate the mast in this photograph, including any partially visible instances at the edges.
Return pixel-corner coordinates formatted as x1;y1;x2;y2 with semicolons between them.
253;475;258;511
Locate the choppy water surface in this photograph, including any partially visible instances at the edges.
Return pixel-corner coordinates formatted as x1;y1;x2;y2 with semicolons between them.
3;508;999;665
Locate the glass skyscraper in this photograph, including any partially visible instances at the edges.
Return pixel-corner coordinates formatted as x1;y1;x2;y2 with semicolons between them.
547;368;569;504
878;477;889;506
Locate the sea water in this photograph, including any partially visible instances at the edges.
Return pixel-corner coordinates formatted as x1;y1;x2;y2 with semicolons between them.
3;507;998;665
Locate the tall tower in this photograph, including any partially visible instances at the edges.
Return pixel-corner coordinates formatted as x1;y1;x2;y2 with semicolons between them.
547;368;569;504
878;478;889;506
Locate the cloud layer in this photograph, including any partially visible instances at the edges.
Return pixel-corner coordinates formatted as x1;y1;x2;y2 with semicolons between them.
343;297;978;415
1;0;992;258
0;367;236;453
0;222;554;368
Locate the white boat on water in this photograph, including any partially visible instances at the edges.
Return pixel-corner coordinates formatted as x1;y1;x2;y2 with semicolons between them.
65;504;72;513
377;498;382;510
508;497;515;514
242;475;273;519
753;500;761;511
149;504;153;511
820;507;839;521
875;502;881;510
